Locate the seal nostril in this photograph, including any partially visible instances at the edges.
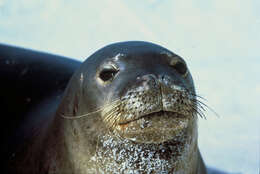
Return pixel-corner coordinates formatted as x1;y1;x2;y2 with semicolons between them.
171;61;187;75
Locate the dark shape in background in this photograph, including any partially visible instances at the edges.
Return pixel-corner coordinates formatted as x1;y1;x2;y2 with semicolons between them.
0;44;81;172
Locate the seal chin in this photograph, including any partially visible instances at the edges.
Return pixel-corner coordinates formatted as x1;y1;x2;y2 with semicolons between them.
115;110;191;144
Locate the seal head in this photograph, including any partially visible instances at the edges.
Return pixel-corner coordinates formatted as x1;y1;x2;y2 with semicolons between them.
55;41;203;173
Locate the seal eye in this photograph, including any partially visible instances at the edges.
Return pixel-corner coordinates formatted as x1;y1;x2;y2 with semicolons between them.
99;67;119;82
170;60;187;76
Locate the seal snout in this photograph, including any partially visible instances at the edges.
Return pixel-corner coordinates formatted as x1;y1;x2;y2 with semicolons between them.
100;72;197;143
121;73;194;121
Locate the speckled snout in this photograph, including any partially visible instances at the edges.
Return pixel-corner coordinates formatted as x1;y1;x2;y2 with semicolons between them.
102;74;197;143
119;74;195;123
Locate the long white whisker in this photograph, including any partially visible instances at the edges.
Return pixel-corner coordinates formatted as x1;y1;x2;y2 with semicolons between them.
60;99;122;119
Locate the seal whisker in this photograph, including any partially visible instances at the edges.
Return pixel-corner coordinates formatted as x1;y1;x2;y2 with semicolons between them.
191;99;206;111
103;111;119;126
111;113;122;129
188;93;219;118
193;105;207;119
104;112;121;130
60;99;122;119
186;102;205;119
189;92;207;101
196;99;219;118
102;104;123;128
60;109;103;119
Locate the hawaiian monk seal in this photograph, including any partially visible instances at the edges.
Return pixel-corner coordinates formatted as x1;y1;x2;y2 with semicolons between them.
4;41;208;173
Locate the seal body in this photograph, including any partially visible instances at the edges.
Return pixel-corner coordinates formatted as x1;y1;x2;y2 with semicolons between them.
1;42;208;173
0;44;80;173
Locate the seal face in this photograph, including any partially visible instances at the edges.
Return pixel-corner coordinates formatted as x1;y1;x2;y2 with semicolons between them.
55;41;203;173
6;41;207;174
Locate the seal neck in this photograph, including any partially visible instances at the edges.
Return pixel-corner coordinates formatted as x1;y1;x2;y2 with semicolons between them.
91;128;198;173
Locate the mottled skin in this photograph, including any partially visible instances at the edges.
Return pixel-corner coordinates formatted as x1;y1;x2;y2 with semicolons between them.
5;41;207;174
